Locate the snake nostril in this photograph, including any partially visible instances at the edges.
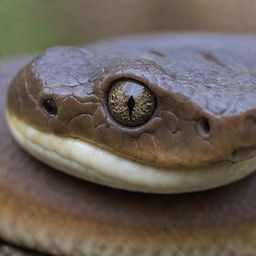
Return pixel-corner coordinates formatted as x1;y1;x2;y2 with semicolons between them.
42;99;58;116
196;117;211;138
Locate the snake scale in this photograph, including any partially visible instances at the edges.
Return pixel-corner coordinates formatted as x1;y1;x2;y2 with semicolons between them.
1;33;256;255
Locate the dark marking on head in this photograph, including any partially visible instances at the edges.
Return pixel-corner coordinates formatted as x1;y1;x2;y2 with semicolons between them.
198;51;226;67
149;50;166;58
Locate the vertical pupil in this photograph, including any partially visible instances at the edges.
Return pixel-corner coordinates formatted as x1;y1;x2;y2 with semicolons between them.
127;96;135;120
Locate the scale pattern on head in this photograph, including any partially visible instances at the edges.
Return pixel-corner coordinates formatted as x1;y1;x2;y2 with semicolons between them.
8;34;256;168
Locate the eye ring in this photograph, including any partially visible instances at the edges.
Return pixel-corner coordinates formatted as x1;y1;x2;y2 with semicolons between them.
42;99;58;116
107;79;156;127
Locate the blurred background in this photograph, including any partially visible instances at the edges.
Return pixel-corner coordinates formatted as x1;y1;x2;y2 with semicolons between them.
1;0;256;59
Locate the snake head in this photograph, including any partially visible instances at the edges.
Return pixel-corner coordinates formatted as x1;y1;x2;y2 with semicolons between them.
7;40;256;193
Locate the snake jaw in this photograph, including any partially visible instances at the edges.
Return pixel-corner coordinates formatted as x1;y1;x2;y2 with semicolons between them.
6;111;256;194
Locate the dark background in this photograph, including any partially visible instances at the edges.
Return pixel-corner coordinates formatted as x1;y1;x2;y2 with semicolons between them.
1;0;256;59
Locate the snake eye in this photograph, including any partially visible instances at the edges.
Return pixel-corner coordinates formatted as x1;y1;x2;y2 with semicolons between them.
107;79;156;127
42;99;58;116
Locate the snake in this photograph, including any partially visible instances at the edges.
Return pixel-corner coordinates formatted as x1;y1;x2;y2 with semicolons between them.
1;33;256;255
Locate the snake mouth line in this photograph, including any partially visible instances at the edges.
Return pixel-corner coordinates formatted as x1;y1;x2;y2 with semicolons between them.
6;111;256;193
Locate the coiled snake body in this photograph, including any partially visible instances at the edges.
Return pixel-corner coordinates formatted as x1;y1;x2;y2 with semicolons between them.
1;33;256;255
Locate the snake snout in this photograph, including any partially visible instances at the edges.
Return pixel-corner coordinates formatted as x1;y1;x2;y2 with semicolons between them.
232;114;256;149
208;113;256;161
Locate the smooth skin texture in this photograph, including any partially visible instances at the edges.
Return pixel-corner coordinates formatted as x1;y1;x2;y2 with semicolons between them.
1;33;256;255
